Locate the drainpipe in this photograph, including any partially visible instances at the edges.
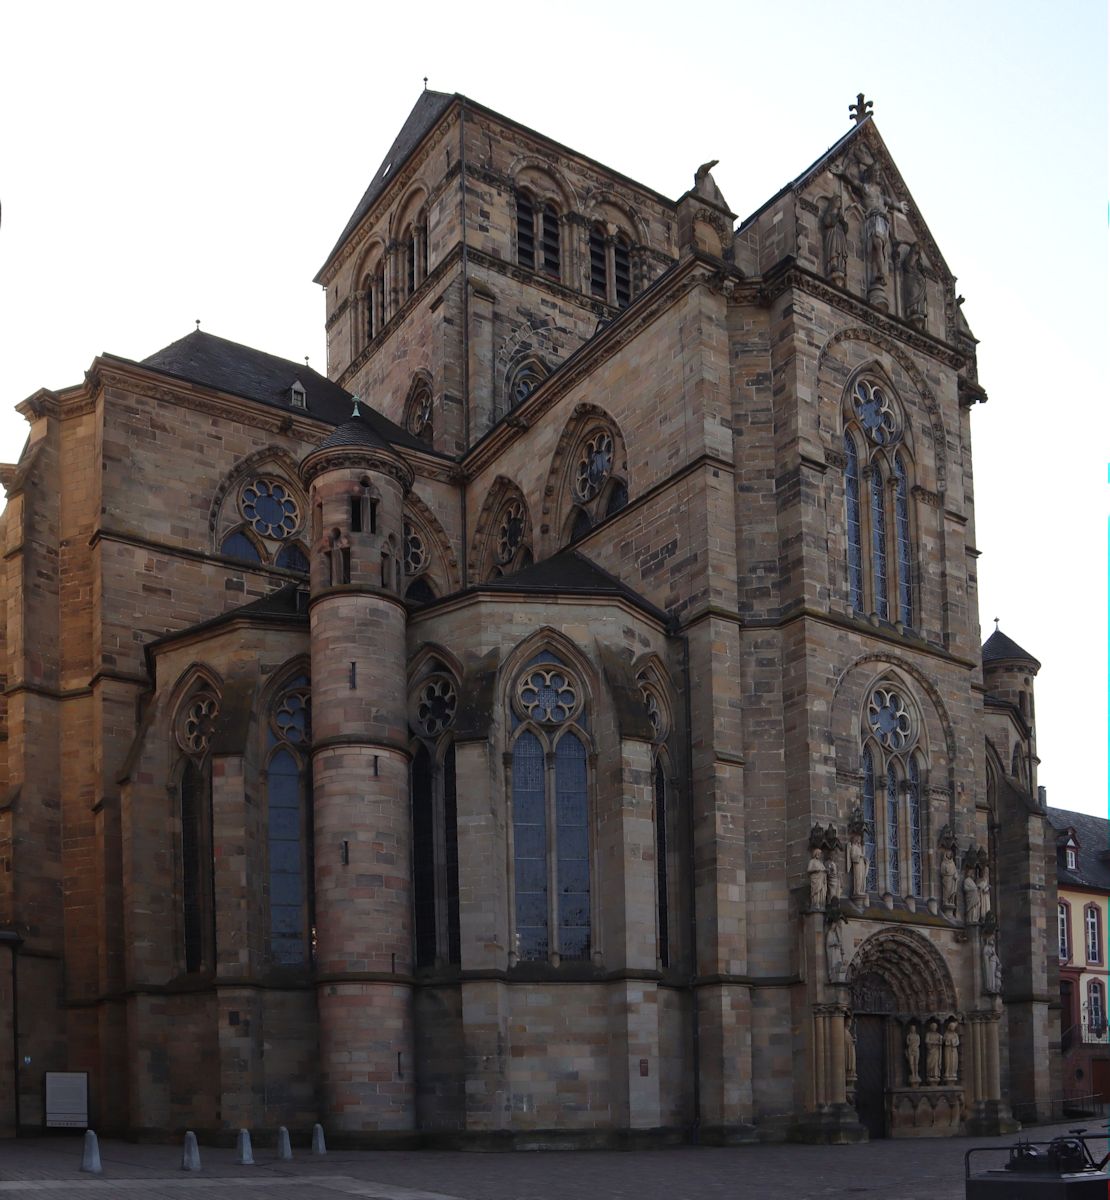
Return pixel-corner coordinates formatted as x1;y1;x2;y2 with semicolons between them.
0;930;22;1133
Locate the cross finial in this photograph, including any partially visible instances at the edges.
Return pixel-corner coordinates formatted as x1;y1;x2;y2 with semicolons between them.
305;355;310;367
423;76;428;91
849;93;873;125
195;319;201;331
994;617;1000;632
351;393;362;418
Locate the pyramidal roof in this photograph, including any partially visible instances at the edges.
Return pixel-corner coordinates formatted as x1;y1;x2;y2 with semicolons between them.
982;628;1040;668
310;409;394;455
317;89;456;280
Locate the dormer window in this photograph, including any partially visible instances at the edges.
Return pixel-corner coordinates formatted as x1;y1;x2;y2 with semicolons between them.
1067;847;1077;871
290;380;307;409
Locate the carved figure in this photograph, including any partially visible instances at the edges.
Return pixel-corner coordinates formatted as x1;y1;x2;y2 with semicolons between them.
848;833;868;901
943;1020;960;1083
826;850;841;901
982;933;1003;994
925;1019;942;1085
845;1016;857;1082
977;851;992;919
904;1024;921;1086
831;151;906;295
808;847;827;910
939;847;958;915
820;194;849;286
825;906;847;983
963;867;981;925
900;242;927;327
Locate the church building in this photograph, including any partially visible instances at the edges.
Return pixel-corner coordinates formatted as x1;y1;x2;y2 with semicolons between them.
0;91;1058;1143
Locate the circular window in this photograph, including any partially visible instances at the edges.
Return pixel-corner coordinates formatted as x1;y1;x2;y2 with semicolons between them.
241;478;299;540
414;675;457;737
404;521;427;575
867;687;912;751
409;387;433;438
517;666;580;725
178;692;219;755
496;500;526;564
853;379;898;445
574;430;614;502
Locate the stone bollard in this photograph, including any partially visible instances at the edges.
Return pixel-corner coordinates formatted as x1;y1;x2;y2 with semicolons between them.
80;1129;102;1174
312;1123;326;1155
277;1125;293;1161
182;1130;201;1171
236;1128;254;1166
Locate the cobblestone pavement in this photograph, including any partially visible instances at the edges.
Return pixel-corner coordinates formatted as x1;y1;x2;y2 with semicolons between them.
0;1123;1106;1200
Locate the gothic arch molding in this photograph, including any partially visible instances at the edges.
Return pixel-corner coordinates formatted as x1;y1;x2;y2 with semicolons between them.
497;625;599;717
507;154;578;211
818;327;947;493
847;927;958;1014
404;491;460;594
208;446;306;544
582;186;649;245
467;476;532;581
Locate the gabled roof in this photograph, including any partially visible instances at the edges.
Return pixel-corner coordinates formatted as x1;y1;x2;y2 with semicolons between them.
316;89;456;280
1047;807;1110;892
477;549;668;624
147;582;309;654
128;329;431;453
982;628;1040;668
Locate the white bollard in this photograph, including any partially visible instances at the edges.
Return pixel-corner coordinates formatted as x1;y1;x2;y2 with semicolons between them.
277;1125;292;1161
311;1123;326;1155
80;1129;102;1174
236;1128;254;1166
182;1130;201;1171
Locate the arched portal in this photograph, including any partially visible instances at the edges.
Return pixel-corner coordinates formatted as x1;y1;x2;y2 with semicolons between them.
845;929;960;1139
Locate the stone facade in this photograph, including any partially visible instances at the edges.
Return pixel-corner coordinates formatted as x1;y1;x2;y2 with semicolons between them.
0;91;1057;1143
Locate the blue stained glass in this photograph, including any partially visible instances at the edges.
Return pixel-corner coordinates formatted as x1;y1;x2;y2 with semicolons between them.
895;455;912;627
513;732;548;960
909;757;922;896
863;748;877;892
221;530;261;564
845;435;863;612
887;764;900;894
871;467;888;620
555;733;590;961
276;543;309;573
268;748;304;965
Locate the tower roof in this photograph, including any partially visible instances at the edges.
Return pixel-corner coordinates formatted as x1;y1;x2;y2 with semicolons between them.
310;410;394;455
316;89;456;280
982;628;1040;669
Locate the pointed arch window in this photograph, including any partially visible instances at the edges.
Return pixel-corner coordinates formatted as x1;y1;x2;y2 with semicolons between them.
175;687;220;974
510;654;591;963
562;425;628;547
641;673;679;970
266;674;312;967
842;376;915;629
221;528;262;565
409;671;460;969
861;746;878;893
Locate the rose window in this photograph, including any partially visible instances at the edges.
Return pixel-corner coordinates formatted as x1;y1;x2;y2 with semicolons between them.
496;501;526;564
241;478;299;540
517;667;579;724
409;388;433;438
274;687;311;745
868;687;912;751
414;676;457;737
574;430;614;502
404;521;426;575
853;380;898;445
179;692;219;755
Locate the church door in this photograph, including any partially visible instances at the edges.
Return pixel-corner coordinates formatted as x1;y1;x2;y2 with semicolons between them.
854;1015;887;1139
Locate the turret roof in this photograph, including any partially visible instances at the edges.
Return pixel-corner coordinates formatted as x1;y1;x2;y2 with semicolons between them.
982;628;1040;668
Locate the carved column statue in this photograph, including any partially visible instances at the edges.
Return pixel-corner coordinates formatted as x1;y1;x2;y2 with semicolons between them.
900;241;928;328
937;825;958;916
943;1020;960;1083
924;1019;942;1085
905;1023;921;1086
825;900;848;983
962;853;982;925
808;846;827;910
977;847;992;919
847;806;870;903
820;194;849;287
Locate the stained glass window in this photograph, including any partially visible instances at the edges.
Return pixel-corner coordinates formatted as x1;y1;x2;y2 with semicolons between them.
871;467;888;620
268;748;305;965
895;454;912;626
221;529;261;564
555;733;590;961
512;731;548;961
886;764;900;894
862;747;877;892
845;434;863;612
275;543;309;573
909;757;922;896
241;479;298;540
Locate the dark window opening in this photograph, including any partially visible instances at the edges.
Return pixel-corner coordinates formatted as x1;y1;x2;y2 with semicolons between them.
406;236;416;297
589;227;607;298
276;543;309;574
405;576;437;606
614;238;631;306
221;529;261;564
541;204;560;277
570;507;593;544
516;194;535;270
604;479;628;517
654;758;669;969
412;745;437;969
181;761;205;973
369;498;378;534
444;744;461;966
350;495;363;533
339;547;351;585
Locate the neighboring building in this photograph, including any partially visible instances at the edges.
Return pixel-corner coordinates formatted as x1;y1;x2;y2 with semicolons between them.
1048;806;1110;1103
0;91;1058;1144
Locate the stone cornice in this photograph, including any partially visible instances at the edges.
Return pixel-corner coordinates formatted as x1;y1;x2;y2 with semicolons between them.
762;259;967;370
299;446;414;491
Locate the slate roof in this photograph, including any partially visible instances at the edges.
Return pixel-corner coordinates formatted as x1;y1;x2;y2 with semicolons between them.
1047;806;1110;892
129;329;433;453
317;89;456;279
478;550;668;623
310;412;394;455
147;582;308;653
982;628;1040;668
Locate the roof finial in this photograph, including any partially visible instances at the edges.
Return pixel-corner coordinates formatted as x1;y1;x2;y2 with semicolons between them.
351;393;362;418
304;355;310;367
849;93;873;125
994;617;1000;632
423;76;428;91
195;318;201;331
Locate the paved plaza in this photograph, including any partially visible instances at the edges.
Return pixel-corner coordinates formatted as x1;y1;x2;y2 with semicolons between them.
0;1122;1106;1200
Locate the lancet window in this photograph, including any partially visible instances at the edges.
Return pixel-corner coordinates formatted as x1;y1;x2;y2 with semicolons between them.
409;665;460;969
219;472;308;574
509;652;592;964
860;681;925;898
843;375;915;629
563;425;628;545
640;671;679;969
516;192;560;280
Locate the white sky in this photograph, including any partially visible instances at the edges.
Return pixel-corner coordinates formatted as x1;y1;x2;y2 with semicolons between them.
1;1;1106;815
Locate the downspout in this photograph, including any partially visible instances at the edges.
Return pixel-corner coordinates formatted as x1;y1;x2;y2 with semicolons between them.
680;631;700;1143
1;930;22;1133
